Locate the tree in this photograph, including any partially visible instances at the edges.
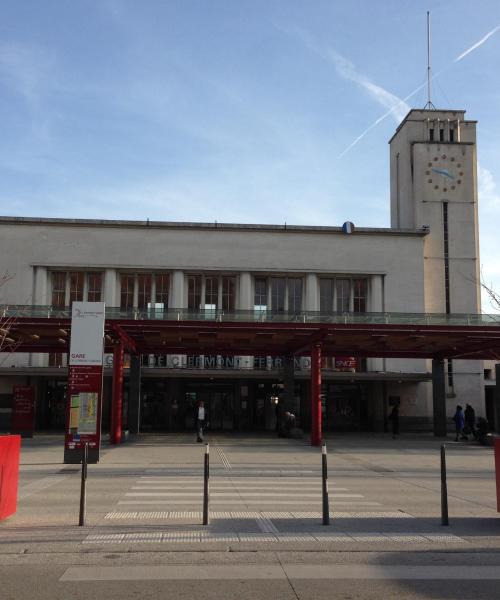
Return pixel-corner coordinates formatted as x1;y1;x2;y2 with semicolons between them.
481;279;500;314
0;271;21;363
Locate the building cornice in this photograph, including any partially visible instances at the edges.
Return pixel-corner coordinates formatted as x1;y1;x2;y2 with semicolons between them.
0;215;428;236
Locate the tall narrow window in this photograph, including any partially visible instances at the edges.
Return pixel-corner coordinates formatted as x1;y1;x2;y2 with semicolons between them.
120;274;135;310
447;359;454;389
137;274;152;309
222;276;236;311
205;276;218;309
254;278;267;309
87;273;103;302
69;272;84;305
155;274;170;308
439;128;445;142
449;128;454;142
271;278;286;312
51;272;66;308
48;352;63;367
336;279;350;312
353;279;367;313
429;128;434;141
188;275;202;310
319;279;334;312
287;278;302;312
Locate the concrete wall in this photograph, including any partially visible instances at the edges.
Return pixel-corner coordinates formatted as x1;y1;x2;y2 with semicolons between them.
0;219;427;313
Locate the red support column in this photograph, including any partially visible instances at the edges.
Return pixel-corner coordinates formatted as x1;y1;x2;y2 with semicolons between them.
111;341;124;445
311;343;322;446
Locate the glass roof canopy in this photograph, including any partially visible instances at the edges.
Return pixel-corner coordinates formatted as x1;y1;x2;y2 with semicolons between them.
3;305;500;326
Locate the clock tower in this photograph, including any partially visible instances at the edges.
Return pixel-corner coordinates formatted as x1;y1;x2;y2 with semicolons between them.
389;108;482;411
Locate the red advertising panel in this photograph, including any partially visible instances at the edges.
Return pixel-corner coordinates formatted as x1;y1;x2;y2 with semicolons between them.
495;439;500;513
0;435;20;521
64;302;105;464
64;365;103;459
11;386;35;437
335;356;358;372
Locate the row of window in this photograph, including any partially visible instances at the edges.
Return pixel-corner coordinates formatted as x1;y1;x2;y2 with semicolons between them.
51;271;103;307
50;271;368;313
428;120;458;143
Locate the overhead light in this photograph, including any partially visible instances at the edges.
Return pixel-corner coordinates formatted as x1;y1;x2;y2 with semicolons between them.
57;338;67;344
57;329;68;336
30;334;40;341
3;337;15;344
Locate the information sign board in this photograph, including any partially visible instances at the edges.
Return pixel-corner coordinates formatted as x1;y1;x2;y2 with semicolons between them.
64;302;105;464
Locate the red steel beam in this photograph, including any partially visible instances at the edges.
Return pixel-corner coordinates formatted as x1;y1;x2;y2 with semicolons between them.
310;343;322;447
110;341;124;445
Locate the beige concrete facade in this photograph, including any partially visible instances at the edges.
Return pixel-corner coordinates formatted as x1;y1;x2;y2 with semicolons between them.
0;107;489;433
390;108;484;423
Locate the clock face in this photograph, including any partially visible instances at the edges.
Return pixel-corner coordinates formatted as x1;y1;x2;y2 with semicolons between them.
425;154;464;193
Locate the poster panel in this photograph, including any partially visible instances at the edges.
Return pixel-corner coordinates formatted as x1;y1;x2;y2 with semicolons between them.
335;356;358;372
11;386;35;437
64;302;105;464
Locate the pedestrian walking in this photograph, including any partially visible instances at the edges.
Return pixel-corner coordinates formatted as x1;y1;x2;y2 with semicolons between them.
196;400;206;442
389;400;400;438
452;405;465;441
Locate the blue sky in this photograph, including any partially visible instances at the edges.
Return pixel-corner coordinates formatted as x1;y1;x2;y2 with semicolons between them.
1;1;500;311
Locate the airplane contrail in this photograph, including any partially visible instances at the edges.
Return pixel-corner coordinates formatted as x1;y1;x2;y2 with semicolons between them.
455;24;500;62
339;24;500;158
338;80;429;158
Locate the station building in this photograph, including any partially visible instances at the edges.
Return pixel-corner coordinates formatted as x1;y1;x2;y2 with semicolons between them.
0;107;494;435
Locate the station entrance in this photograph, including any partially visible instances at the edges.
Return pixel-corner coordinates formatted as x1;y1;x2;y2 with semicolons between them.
140;379;282;433
138;377;374;434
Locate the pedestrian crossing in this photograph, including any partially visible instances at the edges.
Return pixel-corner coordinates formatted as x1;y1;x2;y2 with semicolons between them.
116;474;375;509
88;464;466;547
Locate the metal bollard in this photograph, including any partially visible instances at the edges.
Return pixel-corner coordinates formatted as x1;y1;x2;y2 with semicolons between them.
441;444;449;526
79;443;88;527
322;442;330;525
203;443;209;525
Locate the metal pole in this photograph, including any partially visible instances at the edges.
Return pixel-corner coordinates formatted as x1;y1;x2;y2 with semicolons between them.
427;11;431;107
203;443;209;525
79;442;88;526
441;444;449;526
322;442;330;525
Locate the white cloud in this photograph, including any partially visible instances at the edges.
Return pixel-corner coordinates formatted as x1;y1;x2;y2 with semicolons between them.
0;41;55;143
0;42;53;104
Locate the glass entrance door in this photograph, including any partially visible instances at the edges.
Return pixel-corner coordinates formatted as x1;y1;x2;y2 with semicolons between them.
184;382;235;431
208;392;233;430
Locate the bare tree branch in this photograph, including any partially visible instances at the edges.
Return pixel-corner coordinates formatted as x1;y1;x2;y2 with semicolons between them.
0;271;23;364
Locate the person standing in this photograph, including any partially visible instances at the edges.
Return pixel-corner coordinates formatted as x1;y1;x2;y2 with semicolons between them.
464;404;476;439
196;400;206;443
452;405;465;442
389;401;400;439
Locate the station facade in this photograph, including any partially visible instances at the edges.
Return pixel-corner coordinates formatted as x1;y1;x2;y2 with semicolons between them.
0;107;492;434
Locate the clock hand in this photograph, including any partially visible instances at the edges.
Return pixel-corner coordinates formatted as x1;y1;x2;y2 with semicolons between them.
431;167;454;180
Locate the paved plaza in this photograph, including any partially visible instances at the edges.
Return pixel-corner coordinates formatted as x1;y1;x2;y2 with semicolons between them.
1;432;500;599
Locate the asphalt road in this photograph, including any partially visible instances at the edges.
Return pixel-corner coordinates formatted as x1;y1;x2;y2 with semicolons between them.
1;432;499;599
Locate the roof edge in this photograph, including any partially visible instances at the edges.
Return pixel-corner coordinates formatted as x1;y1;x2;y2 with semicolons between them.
0;215;428;236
